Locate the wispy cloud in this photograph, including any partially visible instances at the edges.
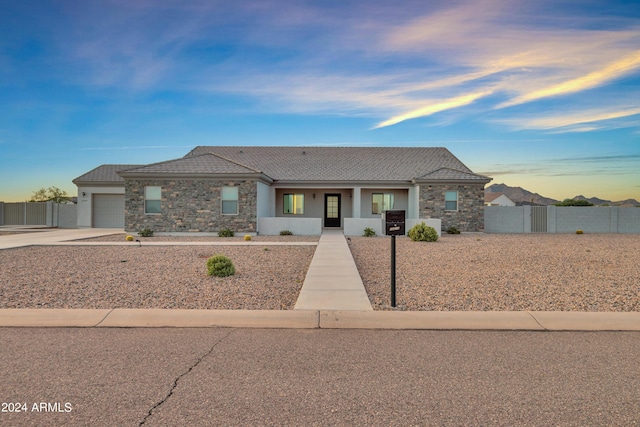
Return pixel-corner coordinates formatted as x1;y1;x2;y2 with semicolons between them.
495;106;640;131
28;1;640;131
372;90;493;129
498;51;640;108
82;145;192;151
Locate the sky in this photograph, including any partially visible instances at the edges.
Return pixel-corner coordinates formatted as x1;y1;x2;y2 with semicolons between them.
1;0;639;202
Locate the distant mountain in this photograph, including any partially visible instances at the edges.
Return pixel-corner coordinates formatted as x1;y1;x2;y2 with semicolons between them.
486;184;640;207
573;195;640;207
485;183;558;206
573;195;610;205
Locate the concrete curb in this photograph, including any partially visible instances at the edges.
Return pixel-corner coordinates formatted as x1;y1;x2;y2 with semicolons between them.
0;309;638;330
38;242;318;246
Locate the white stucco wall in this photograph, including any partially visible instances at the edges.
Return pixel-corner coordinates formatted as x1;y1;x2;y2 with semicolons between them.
344;218;441;237
76;186;124;228
258;217;322;235
256;181;272;219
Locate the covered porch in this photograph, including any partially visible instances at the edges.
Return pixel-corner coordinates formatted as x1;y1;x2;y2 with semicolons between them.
256;184;437;236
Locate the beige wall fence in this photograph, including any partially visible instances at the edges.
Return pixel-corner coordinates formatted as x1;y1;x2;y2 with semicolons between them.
485;206;640;234
0;201;77;228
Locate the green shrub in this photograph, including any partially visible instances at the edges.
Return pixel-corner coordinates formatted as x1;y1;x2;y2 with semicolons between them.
408;222;438;242
279;230;293;235
446;226;460;234
363;227;376;237
138;228;154;237
207;255;236;277
576;229;584;234
218;228;234;237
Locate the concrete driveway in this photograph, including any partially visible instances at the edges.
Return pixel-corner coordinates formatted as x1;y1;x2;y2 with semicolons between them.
0;228;122;249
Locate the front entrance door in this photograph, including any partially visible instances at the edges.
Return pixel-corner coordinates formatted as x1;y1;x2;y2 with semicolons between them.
324;194;341;227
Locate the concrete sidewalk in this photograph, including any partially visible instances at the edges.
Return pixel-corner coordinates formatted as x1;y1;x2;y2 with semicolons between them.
0;309;639;330
294;229;373;310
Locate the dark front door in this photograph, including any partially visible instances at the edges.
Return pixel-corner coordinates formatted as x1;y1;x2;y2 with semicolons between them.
324;194;341;227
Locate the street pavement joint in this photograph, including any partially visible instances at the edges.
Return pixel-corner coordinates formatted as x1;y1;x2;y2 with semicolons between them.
94;308;115;327
527;311;548;331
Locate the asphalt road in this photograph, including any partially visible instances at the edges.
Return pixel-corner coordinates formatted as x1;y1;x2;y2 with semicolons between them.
1;328;639;426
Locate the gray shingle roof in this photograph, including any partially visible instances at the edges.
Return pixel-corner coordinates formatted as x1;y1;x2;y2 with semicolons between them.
118;153;263;176
73;164;143;184
416;167;490;181
75;146;491;184
186;146;490;182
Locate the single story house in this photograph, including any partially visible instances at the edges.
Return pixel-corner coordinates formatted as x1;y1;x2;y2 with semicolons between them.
484;192;516;206
73;146;492;234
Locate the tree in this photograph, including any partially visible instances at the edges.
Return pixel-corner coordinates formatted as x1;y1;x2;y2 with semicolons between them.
29;186;70;203
554;198;594;207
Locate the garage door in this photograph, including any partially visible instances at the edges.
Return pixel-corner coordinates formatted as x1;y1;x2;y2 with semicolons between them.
93;194;125;228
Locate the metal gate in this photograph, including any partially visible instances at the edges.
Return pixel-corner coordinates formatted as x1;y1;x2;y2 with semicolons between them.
1;202;47;225
531;206;548;233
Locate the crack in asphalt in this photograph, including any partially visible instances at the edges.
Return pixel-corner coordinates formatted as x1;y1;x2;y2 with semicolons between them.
138;329;236;426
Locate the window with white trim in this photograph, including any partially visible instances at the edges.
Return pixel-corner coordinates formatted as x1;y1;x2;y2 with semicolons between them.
372;193;394;214
145;186;161;214
221;186;238;215
283;194;304;215
445;191;458;211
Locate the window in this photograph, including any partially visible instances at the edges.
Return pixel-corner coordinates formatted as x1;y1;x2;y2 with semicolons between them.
283;194;304;215
445;191;458;211
145;186;161;214
372;193;394;214
221;186;238;215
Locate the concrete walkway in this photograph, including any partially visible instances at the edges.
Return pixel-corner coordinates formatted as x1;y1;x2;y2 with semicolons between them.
294;229;373;311
0;227;124;249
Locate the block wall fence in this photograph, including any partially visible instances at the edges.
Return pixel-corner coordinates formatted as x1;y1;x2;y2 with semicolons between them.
485;206;640;234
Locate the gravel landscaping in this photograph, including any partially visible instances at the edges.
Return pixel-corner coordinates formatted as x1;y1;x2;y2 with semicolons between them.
349;234;640;311
2;233;638;311
0;245;315;310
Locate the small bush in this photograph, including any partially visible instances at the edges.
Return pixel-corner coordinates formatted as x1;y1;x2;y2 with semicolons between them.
408;222;438;242
138;228;154;237
125;235;134;241
576;229;584;234
218;228;234;237
446;226;460;234
363;227;376;237
207;255;236;277
243;234;252;241
279;230;293;235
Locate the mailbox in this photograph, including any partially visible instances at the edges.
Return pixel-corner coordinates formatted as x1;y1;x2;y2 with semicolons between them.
383;210;405;236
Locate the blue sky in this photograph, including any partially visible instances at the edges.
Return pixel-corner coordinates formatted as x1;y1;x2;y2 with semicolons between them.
1;0;639;202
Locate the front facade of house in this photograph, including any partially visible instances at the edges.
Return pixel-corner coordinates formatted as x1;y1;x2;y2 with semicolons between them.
74;146;492;234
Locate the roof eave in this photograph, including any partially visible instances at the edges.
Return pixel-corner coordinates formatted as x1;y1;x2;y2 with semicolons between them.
415;177;493;185
73;180;125;186
117;171;273;184
272;179;415;187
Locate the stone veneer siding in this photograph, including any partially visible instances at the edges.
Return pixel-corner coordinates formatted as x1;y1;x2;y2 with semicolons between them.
419;184;485;232
124;179;257;233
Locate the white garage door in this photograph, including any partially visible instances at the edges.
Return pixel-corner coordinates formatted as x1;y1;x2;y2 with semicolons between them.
93;194;125;228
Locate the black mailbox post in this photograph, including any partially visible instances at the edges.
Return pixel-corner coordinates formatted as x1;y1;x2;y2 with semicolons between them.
383;210;405;307
384;210;405;236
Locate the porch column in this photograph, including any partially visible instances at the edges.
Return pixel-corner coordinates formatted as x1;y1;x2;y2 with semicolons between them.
268;186;276;217
408;185;420;219
352;187;361;218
